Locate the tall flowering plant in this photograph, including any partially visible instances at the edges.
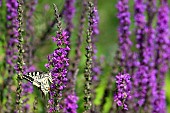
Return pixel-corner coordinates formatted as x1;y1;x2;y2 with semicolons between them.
114;73;131;111
45;4;70;112
1;0;170;113
154;1;170;112
116;0;132;72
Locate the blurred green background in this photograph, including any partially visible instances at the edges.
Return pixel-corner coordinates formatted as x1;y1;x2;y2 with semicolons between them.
0;0;170;112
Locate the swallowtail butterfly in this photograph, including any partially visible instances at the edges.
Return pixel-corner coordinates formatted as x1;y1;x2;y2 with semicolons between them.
23;72;53;95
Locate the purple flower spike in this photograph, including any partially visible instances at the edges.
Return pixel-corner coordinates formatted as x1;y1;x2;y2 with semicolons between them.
64;92;78;113
0;0;2;7
92;7;99;36
145;27;155;67
46;6;70;111
46;30;70;112
6;0;19;69
91;5;101;81
114;73;131;110
116;0;132;72
63;0;76;36
21;82;33;96
25;0;38;39
154;1;170;113
5;0;19;112
134;0;146;64
133;66;148;108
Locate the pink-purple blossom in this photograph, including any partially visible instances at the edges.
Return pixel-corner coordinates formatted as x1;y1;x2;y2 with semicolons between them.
114;73;131;110
116;0;132;72
64;93;78;113
46;30;70;112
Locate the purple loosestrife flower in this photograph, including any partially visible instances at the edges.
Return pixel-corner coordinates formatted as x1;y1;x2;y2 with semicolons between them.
91;7;99;37
6;0;19;70
114;73;131;110
63;0;76;36
145;27;155;67
0;0;1;7
90;5;102;112
45;4;70;112
25;0;38;39
63;1;87;112
132;0;156;112
145;0;156;67
133;66;149;109
154;1;170;113
132;0;157;110
21;82;33;96
116;0;132;72
69;0;87;88
46;31;70;112
145;0;156;66
134;0;146;64
23;104;30;113
91;6;101;81
139;27;157;112
64;92;78;113
5;0;19;112
144;1;157;108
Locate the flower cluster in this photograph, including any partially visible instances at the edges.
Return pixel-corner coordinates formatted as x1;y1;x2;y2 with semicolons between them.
63;0;76;36
134;0;146;64
131;0;158;112
2;0;170;113
114;73;131;110
154;2;170;113
5;0;19;112
46;30;70;112
25;0;38;39
44;4;70;112
133;66;149;108
116;0;132;71
64;93;79;113
91;7;99;36
21;82;33;96
91;6;101;81
6;0;19;69
144;27;155;67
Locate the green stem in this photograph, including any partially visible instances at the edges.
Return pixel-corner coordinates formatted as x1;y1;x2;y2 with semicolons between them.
15;0;25;112
84;2;94;112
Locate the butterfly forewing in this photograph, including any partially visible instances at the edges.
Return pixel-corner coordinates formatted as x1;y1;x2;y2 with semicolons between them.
23;72;53;95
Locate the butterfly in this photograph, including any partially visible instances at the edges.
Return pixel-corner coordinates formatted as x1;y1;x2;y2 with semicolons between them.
23;71;53;95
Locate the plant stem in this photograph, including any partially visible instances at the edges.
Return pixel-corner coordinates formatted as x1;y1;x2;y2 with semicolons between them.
15;0;25;112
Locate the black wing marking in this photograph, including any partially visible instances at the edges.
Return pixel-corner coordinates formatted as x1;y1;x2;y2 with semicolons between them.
23;74;34;82
26;72;43;78
23;71;52;95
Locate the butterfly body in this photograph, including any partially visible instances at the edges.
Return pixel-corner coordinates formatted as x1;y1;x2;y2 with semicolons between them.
23;72;53;95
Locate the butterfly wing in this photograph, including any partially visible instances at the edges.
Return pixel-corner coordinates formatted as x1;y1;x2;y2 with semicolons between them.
23;72;42;87
23;72;52;95
40;77;50;95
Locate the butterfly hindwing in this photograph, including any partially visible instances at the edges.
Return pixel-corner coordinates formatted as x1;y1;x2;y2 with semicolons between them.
40;77;50;95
